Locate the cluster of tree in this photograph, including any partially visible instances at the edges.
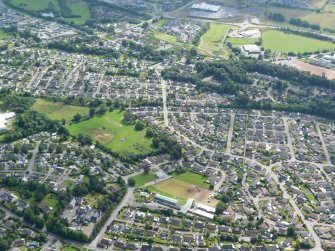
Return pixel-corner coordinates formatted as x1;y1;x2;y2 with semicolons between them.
73;175;106;197
46;217;89;242
268;12;285;22
0;95;34;113
289;18;321;30
23;208;45;229
47;37;120;59
192;23;210;45
281;28;331;41
152;131;182;160
241;59;335;89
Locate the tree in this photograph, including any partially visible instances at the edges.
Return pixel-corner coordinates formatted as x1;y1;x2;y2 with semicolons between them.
215;201;225;214
0;239;8;251
287;225;296;237
72;113;82;122
135;121;145;131
128;178;135;187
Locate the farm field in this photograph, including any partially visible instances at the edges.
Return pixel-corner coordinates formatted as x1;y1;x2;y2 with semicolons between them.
290;60;335;79
150;177;217;207
262;30;335;53
66;111;153;155
31;99;89;123
64;0;91;25
198;23;231;58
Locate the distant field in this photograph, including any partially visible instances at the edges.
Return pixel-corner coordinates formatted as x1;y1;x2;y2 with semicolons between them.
153;18;170;27
198;23;231;58
262;30;335;53
64;0;91;25
8;0;90;25
66;111;153;155
150;177;217;206
226;37;259;46
31;99;89;123
132;173;157;187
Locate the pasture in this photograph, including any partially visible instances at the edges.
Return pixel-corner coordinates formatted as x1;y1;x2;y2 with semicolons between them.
66;111;153;155
262;30;335;53
198;23;231;58
31;99;89;123
151;178;217;206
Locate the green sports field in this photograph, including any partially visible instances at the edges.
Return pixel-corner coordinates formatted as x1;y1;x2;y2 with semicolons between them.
66;111;153;155
171;171;210;189
132;173;157;187
31;99;89;123
198;23;231;58
262;30;335;53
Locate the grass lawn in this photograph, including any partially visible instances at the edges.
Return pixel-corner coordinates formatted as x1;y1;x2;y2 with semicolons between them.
132;173;156;187
42;194;58;209
262;30;335;53
153;31;177;43
31;98;89;123
64;0;91;25
172;171;210;189
226;37;259;46
9;0;50;10
198;23;231;58
66;111;153;155
153;18;170;27
0;30;14;40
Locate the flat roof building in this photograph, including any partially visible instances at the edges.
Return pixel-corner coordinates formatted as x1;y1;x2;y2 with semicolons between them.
155;194;180;208
0;112;15;130
191;2;221;12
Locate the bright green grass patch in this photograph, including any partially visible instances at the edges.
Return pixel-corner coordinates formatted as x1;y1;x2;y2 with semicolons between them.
64;0;91;25
66;111;153;155
226;37;259;46
147;186;187;205
153;31;177;43
42;194;58;209
132;173;156;187
9;0;49;10
172;171;210;189
199;23;231;58
262;30;335;53
153;18;170;27
31;98;89;123
0;30;14;40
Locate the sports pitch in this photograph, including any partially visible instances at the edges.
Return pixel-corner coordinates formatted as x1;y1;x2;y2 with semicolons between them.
150;177;217;207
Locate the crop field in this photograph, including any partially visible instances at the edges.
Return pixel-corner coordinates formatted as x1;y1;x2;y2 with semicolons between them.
198;23;231;58
66;111;153;155
262;30;335;53
31;99;89;123
150;178;217;206
132;173;157;187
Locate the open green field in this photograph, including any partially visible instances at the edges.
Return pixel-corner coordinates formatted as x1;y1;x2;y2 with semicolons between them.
66;111;153;155
132;173;156;187
8;0;90;25
153;18;170;27
262;30;335;53
64;0;91;25
226;37;259;46
31;99;89;122
198;23;231;58
172;171;210;189
153;31;178;43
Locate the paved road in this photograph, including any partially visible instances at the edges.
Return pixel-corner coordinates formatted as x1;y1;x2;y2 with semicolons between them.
225;112;235;155
161;76;169;127
27;141;41;177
